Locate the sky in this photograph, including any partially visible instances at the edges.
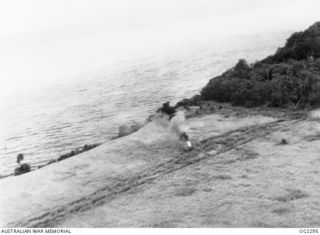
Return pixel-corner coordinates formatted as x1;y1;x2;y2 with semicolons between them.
0;0;320;96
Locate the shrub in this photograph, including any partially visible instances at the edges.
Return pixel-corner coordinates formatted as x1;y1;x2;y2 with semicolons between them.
175;94;202;108
177;22;320;110
262;22;320;63
14;163;31;176
200;58;320;108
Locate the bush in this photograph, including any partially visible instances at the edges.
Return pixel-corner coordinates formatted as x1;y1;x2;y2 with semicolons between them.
176;22;320;110
14;163;31;176
57;143;100;161
175;94;202;108
262;22;320;63
200;58;320;108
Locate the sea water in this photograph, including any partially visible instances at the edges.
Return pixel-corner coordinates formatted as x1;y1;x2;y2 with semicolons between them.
0;32;290;177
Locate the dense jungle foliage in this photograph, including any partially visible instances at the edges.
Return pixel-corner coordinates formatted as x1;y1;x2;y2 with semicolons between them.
199;22;320;108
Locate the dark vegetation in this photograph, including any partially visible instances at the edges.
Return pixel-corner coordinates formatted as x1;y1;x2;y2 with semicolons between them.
279;138;289;145
11;143;100;177
180;22;320;109
262;22;320;63
56;143;100;162
14;163;31;176
174;94;202;108
14;154;31;176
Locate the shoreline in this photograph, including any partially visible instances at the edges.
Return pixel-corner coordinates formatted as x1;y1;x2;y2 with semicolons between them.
1;101;318;227
0;143;102;180
1;101;308;180
1;21;319;227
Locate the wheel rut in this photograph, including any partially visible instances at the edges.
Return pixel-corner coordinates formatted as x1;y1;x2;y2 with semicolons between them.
8;118;301;227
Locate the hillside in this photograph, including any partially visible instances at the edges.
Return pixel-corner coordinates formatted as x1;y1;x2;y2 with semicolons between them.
181;22;320;109
2;103;320;227
262;22;320;63
2;22;320;228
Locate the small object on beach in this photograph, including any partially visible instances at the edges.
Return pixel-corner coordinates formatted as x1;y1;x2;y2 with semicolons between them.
178;132;193;151
160;101;176;119
280;138;288;145
147;114;155;122
83;144;89;151
185;141;193;151
179;132;189;141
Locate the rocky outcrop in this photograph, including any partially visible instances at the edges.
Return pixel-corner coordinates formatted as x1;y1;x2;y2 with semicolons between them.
118;120;148;137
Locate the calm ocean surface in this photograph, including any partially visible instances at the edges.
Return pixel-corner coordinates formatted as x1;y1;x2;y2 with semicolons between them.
0;32;290;176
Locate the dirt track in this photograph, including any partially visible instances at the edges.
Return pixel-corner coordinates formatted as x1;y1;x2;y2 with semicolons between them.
2;105;320;227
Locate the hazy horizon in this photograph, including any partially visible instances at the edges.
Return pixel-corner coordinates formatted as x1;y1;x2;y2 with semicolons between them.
0;0;320;96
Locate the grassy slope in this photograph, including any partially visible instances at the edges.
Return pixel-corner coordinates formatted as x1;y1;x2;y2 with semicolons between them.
2;103;319;227
56;105;320;227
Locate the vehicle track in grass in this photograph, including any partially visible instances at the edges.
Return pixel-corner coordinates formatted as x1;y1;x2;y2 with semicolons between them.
8;117;302;228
